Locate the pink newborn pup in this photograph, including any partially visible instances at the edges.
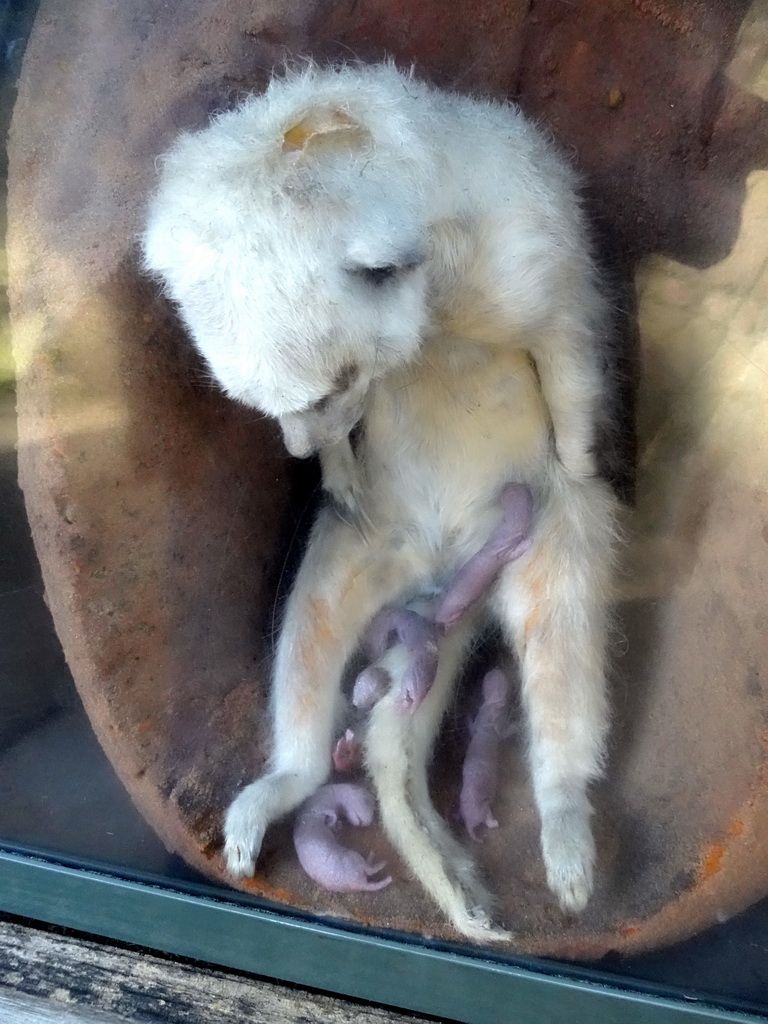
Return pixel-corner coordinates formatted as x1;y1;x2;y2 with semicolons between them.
352;482;534;715
294;783;391;892
459;668;513;841
354;602;439;711
435;482;534;629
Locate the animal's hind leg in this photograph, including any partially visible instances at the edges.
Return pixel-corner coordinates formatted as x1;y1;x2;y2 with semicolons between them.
365;619;509;941
224;511;420;878
494;470;617;913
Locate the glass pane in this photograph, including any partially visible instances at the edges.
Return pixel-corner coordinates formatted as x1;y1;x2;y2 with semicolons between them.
2;1;768;1018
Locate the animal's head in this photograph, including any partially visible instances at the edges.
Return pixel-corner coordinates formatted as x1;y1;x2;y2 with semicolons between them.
143;64;437;457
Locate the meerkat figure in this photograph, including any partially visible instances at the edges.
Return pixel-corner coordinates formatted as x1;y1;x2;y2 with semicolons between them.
143;62;618;940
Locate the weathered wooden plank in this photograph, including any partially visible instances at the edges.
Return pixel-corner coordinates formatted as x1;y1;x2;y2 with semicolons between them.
0;989;124;1023
0;920;440;1024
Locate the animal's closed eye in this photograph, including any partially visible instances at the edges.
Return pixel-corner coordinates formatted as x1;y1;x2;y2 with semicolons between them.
355;264;398;286
346;254;424;287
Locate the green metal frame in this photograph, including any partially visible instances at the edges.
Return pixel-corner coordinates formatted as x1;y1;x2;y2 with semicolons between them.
0;849;764;1024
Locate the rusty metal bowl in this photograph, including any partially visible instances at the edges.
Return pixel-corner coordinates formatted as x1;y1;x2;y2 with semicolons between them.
8;0;768;956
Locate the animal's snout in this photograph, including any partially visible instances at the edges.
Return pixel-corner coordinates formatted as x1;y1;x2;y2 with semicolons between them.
279;401;365;459
281;423;316;459
287;440;315;459
280;419;355;459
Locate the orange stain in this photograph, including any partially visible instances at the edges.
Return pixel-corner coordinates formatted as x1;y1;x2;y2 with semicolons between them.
523;664;570;744
520;557;544;597
294;685;322;727
238;876;262;892
620;925;640;937
294;595;339;723
238;875;292;903
524;607;541;638
698;843;726;882
728;817;745;838
307;596;336;645
520;561;545;641
297;596;336;674
297;634;319;675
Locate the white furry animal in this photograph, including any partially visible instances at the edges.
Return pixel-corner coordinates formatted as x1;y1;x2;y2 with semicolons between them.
143;62;618;941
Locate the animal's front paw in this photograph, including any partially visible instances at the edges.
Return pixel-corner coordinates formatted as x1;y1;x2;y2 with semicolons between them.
322;446;370;532
223;784;268;879
328;481;371;532
541;808;595;913
223;835;256;879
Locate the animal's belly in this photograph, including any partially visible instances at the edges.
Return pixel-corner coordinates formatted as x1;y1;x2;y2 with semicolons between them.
364;343;550;561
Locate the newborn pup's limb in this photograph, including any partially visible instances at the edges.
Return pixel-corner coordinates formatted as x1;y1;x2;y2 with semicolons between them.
459;668;511;841
357;601;439;711
333;729;361;773
294;783;391;892
435;483;535;630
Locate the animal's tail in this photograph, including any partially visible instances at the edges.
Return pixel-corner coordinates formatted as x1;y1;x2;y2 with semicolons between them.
364;624;511;942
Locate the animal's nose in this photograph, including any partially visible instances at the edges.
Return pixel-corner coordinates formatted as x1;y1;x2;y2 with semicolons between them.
283;435;316;459
279;418;315;459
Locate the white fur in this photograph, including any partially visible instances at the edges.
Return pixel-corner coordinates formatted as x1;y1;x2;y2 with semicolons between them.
143;62;618;939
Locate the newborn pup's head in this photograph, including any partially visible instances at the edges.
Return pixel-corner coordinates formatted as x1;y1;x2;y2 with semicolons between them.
143;63;436;456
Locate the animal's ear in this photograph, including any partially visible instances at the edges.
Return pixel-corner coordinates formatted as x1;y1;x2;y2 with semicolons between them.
282;108;368;158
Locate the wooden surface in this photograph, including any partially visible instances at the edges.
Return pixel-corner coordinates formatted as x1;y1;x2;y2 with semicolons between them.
0;990;121;1024
0;920;439;1024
